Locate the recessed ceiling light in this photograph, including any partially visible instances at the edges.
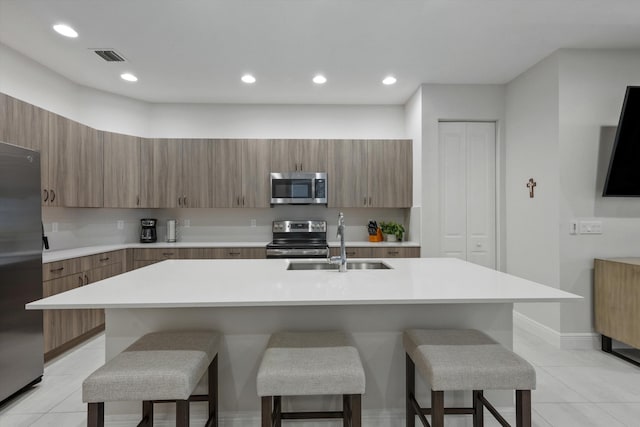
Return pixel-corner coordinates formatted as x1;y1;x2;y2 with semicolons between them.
382;76;397;85
313;74;327;85
120;73;138;82
53;24;78;38
241;74;256;84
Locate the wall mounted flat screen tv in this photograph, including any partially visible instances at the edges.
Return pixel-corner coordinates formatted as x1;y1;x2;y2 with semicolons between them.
603;86;640;196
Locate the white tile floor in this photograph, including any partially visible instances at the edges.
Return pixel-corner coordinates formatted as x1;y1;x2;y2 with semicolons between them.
1;328;639;426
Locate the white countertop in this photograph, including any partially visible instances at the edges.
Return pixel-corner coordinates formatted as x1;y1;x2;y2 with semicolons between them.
42;241;421;263
27;257;579;309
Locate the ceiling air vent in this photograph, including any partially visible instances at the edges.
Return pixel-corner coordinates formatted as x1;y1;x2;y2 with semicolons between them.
91;49;126;62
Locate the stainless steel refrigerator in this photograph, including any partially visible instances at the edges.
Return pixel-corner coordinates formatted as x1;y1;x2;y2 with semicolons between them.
0;141;44;404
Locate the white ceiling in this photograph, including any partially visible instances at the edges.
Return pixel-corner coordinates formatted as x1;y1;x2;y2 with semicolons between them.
1;0;640;105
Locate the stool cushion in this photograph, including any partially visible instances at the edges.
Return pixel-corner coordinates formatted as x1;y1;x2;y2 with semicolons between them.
257;331;365;397
83;330;220;403
403;329;536;391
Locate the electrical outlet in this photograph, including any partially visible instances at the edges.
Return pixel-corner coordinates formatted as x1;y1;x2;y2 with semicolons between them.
183;219;191;228
52;222;58;232
579;220;603;235
117;220;124;230
251;219;257;227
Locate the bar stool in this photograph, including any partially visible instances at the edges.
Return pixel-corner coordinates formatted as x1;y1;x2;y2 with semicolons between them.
257;331;365;426
404;329;536;427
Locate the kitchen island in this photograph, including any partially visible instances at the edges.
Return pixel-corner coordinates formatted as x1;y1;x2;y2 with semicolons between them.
27;257;579;424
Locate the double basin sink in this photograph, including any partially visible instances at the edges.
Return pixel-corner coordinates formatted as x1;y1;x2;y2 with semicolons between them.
287;261;391;271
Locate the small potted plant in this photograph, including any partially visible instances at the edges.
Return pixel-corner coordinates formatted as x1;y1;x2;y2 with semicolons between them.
379;221;405;242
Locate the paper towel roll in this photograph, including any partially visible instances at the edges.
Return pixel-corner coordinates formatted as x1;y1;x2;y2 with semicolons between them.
167;219;176;242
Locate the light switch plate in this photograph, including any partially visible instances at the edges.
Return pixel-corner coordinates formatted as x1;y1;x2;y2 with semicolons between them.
579;220;602;234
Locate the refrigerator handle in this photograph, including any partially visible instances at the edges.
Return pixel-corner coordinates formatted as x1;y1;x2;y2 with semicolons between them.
42;222;49;250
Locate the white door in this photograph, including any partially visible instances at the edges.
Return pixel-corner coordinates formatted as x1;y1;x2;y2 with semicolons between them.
439;122;496;269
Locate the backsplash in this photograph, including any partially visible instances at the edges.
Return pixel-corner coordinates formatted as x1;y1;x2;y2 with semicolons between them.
42;206;418;250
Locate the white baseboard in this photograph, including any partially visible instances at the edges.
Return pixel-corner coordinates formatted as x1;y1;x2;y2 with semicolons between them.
513;311;599;350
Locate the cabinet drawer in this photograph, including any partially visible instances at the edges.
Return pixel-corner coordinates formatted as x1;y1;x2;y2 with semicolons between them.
329;247;373;258
370;247;420;258
213;247;266;259
81;250;124;270
43;258;82;281
133;248;185;260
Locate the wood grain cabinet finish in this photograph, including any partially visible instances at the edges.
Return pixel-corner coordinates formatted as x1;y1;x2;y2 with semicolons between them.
328;139;412;208
594;258;640;349
212;247;266;259
270;139;327;172
214;139;270;208
329;246;420;258
103;131;141;208
42;251;124;358
48;114;103;207
182;139;215;208
140;138;182;208
0;94;50;202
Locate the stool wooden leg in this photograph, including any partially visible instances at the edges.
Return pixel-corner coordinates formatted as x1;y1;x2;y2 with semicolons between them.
175;400;189;427
261;396;272;427
351;394;361;427
274;396;282;427
87;402;104;427
208;355;218;427
431;390;444;427
141;400;153;427
406;354;415;427
343;394;351;427
473;390;483;427
516;390;531;427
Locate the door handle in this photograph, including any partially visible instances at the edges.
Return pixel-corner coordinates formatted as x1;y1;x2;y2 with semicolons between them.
50;190;56;202
43;189;49;202
78;276;83;286
369;196;372;206
183;196;187;207
364;197;367;206
84;274;89;285
242;196;245;206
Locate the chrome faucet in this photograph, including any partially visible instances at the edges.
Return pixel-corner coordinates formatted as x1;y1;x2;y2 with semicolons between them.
329;212;347;272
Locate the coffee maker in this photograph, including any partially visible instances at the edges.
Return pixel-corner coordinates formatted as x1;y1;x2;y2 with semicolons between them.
140;218;157;243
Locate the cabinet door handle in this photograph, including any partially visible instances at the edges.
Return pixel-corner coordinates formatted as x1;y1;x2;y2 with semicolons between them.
228;251;241;256
50;190;56;202
43;189;49;202
99;257;110;262
346;251;356;256
299;163;303;171
183;196;187;207
84;274;89;285
388;250;400;255
364;197;367;206
50;267;64;273
162;252;174;256
136;196;140;206
369;197;372;206
178;197;182;206
242;196;245;206
78;276;83;286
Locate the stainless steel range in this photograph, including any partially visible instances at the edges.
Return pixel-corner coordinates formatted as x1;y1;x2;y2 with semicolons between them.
266;220;329;259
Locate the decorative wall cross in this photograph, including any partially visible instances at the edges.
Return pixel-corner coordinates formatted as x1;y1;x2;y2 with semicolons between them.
526;178;537;198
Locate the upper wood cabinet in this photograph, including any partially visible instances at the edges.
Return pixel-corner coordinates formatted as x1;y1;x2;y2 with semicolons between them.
140;138;182;208
214;139;270;208
103;132;141;208
328;139;412;208
270;139;327;172
47;114;103;207
182;139;215;208
0;94;50;202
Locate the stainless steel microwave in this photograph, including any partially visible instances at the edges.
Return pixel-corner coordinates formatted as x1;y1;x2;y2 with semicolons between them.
270;172;327;205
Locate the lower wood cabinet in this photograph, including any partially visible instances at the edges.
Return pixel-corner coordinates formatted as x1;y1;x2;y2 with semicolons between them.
132;246;266;268
329;246;420;258
42;250;125;360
